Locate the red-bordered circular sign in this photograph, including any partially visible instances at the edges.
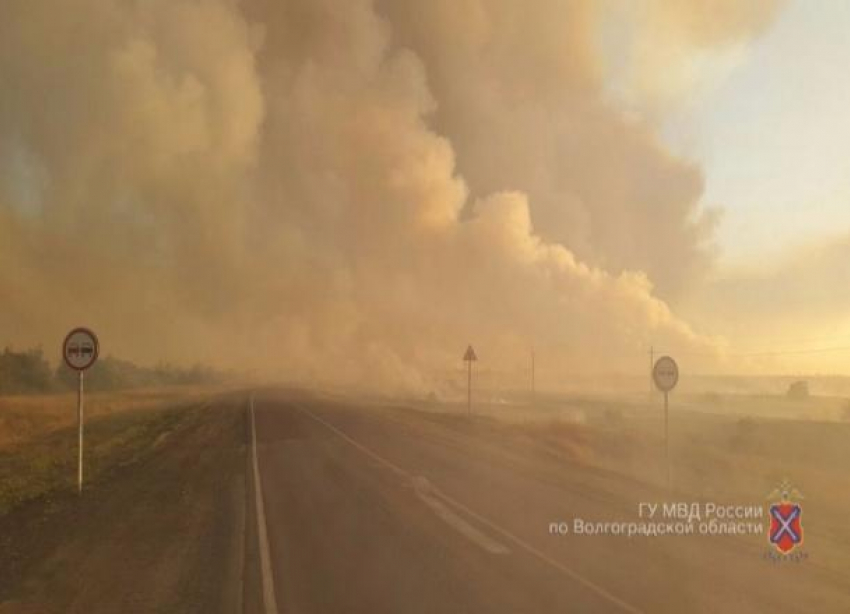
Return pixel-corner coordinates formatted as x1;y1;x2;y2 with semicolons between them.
652;355;679;392
62;327;100;371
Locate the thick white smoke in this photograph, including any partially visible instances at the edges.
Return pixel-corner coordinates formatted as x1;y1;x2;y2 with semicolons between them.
0;0;778;392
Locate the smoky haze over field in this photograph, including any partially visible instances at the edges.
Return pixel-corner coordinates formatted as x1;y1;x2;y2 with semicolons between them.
0;1;792;391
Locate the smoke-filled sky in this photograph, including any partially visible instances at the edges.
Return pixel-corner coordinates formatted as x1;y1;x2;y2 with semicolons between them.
0;0;847;390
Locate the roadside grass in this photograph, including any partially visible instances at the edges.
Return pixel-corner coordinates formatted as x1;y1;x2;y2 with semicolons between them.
0;387;213;449
0;388;219;515
403;390;850;533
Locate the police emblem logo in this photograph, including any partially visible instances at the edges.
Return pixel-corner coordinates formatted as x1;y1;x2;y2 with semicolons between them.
766;480;804;554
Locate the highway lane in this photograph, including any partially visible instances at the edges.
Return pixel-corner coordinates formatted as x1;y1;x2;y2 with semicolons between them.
250;392;850;613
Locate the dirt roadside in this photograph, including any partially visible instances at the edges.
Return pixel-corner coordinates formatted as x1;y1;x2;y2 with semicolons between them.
0;393;251;613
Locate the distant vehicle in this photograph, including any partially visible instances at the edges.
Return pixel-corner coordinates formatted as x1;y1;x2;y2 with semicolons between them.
786;380;809;399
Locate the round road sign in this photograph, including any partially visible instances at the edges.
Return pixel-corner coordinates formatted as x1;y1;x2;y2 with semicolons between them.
652;356;679;393
63;327;99;371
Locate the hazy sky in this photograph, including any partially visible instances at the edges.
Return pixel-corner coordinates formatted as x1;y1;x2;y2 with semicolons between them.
663;0;850;265
650;0;850;374
1;0;848;386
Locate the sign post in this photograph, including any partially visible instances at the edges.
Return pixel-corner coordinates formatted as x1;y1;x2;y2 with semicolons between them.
531;349;536;400
648;345;654;395
62;327;99;494
652;355;679;490
463;345;477;417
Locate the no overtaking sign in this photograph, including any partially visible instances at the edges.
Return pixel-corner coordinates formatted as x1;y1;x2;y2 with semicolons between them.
62;327;99;494
63;327;99;371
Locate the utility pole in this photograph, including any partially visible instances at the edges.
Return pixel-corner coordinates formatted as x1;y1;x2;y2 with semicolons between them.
531;349;536;400
463;345;477;417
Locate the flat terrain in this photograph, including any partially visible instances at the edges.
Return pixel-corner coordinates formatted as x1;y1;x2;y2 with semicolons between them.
0;387;216;449
0;394;247;613
0;387;223;514
250;391;850;613
1;388;849;613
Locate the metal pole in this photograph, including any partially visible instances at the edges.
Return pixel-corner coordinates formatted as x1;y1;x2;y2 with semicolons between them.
467;359;472;417
649;346;654;395
664;390;670;490
78;371;84;494
531;349;535;399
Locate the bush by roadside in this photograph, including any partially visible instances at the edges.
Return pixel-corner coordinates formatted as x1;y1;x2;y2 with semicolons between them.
0;346;223;395
0;348;53;394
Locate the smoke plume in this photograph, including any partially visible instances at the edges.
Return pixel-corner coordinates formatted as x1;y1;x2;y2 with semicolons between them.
0;0;779;392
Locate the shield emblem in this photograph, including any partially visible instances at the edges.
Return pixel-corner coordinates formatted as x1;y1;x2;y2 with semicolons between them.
769;503;803;553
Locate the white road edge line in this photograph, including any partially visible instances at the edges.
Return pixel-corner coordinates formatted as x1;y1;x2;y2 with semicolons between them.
429;487;643;614
251;394;280;614
298;404;409;479
296;403;644;614
416;488;510;555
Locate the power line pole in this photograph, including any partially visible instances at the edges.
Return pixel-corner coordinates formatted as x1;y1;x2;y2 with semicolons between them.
649;345;654;395
531;348;536;400
463;345;477;417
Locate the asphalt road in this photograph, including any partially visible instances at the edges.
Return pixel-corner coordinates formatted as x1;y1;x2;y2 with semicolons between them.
248;391;850;614
4;391;848;613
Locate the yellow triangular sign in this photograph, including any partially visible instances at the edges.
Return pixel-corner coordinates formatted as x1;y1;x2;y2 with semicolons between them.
463;345;477;361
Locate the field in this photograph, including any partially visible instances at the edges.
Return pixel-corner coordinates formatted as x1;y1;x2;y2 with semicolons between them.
2;385;849;612
0;387;222;514
398;388;850;577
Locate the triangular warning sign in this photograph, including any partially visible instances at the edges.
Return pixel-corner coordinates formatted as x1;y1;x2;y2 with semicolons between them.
463;345;477;361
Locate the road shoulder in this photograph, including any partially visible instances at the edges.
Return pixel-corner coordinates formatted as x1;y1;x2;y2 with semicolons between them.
0;396;247;614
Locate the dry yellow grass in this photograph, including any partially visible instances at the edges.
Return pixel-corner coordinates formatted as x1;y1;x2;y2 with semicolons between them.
0;385;238;513
0;386;222;449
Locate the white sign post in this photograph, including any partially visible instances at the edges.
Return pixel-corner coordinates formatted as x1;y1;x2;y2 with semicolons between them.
62;327;99;494
652;355;679;490
463;345;477;417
